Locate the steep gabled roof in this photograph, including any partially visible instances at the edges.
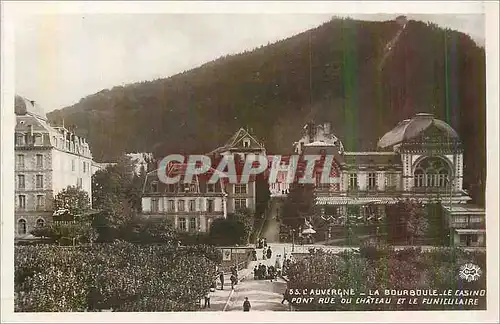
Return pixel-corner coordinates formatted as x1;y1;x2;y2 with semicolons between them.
209;128;264;154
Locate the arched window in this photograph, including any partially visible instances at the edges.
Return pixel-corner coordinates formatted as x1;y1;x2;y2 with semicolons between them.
413;157;451;188
414;168;424;187
36;218;45;227
18;219;27;235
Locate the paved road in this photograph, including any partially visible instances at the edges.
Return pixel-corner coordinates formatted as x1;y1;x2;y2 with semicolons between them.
225;249;290;312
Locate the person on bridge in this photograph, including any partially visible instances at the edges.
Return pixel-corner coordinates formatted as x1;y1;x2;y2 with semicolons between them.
219;272;224;290
243;297;251;312
266;246;272;259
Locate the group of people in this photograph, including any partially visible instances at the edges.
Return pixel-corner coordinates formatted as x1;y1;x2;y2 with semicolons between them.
253;263;279;281
256;237;267;249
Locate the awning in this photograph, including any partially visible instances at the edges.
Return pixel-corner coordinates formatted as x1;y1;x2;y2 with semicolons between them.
315;197;399;205
455;229;486;234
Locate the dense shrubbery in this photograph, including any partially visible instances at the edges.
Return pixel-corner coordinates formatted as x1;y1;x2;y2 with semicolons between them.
15;242;220;312
287;245;486;311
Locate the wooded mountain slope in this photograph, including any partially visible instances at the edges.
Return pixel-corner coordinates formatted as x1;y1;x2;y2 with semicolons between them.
47;18;486;204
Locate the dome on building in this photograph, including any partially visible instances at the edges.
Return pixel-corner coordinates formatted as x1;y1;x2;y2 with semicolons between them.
377;113;459;148
15;95;47;120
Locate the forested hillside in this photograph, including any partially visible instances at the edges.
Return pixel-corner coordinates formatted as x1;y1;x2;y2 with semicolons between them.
47;18;485;204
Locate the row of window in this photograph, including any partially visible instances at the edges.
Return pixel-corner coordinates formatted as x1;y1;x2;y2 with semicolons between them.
150;198;247;213
347;173;379;190
150;183;247;194
17;218;45;235
151;198;216;213
17;194;45;210
15;133;45;146
16;154;44;169
16;154;89;174
177;217;198;232
17;174;44;189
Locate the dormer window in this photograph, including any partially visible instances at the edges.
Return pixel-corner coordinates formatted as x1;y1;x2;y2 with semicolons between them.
151;181;159;192
15;134;25;146
243;138;250;148
34;134;43;146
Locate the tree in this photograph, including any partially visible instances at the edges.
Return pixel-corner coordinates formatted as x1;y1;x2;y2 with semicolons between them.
281;184;315;229
53;186;91;221
229;208;254;244
385;199;429;245
91;155;144;241
209;217;247;246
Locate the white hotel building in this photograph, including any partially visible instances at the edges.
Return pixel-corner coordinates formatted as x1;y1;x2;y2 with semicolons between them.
14;95;94;238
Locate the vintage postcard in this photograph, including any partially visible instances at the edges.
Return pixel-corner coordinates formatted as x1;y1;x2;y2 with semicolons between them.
1;1;498;323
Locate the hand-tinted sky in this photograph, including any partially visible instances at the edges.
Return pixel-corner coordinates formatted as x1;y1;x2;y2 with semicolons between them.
14;13;484;112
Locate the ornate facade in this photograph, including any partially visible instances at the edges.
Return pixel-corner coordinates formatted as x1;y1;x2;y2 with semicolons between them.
290;113;484;247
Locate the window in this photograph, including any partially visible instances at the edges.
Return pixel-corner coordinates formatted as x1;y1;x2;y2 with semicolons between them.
72;160;75;171
36;195;45;210
234;198;247;210
36;218;45;227
34;134;43;146
18;195;26;210
83;162;87;173
234;184;247;194
414;169;424;187
178;200;185;212
15;134;25;146
168;200;175;212
413;158;450;188
36;154;43;168
18;175;25;189
168;184;176;193
151;198;159;212
188;200;196;212
207;184;215;193
77;178;83;188
151;182;159;192
207;199;214;212
189;184;196;193
16;155;25;169
189;218;197;231
368;173;377;190
470;216;482;223
178;217;187;231
348;173;358;190
18;219;27;235
243;138;250;148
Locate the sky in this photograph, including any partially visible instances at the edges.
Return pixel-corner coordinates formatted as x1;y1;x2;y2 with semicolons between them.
14;12;485;113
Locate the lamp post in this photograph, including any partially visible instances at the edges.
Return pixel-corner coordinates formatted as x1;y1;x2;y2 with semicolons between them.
292;229;295;252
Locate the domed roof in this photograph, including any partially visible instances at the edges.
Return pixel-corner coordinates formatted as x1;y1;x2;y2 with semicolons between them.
15;95;47;120
378;113;459;148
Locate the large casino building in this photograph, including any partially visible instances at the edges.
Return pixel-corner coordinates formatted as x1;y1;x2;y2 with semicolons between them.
141;113;485;247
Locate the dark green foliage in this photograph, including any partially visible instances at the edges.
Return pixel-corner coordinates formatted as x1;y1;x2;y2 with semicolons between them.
281;184;315;229
287;245;486;311
15;242;219;312
47;18;485;205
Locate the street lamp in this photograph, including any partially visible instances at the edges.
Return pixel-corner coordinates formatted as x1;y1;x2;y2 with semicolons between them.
292;229;295;252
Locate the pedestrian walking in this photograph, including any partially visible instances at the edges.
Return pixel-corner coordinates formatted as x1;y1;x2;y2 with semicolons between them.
204;290;211;309
266;246;272;259
219;271;224;290
230;274;237;290
263;238;267;247
243;297;251;312
281;288;290;304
